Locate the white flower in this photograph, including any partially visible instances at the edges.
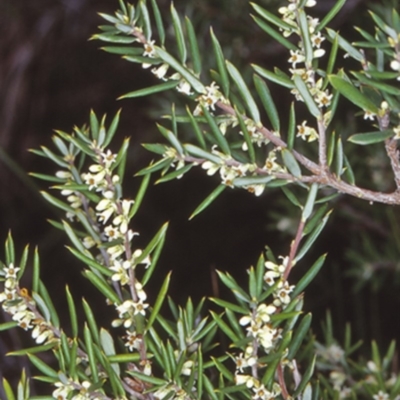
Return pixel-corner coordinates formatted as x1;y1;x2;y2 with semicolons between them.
297;121;318;142
124;330;142;351
363;110;376;121
288;50;305;68
181;360;194;376
152;63;169;80
373;391;389;400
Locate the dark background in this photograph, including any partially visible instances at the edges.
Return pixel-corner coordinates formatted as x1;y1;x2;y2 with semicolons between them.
1;0;399;395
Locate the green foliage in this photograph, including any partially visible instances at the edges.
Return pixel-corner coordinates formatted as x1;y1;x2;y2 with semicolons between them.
2;0;400;399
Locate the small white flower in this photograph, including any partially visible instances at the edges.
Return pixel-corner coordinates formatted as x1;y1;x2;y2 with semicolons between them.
363;110;376;121
288;50;305;68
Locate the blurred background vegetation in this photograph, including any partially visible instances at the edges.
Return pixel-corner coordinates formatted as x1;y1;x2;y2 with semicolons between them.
1;0;400;395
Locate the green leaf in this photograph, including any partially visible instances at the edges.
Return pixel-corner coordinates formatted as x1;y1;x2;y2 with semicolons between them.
288;313;312;359
7;342;56;356
226;61;260;124
253;74;280;132
0;321;18;331
348;130;394;145
210;311;239;343
235;109;256;163
2;378;16;400
184;144;221;164
296;211;331;262
103;109;121;148
139;1;152;40
170;3;186;64
251;15;297;52
135;157;173;176
27;354;58;379
137;222;169;265
146;272;171;331
107;353;141;363
186;106;206;149
128;371;166;386
141;143;168;155
298;10;313;66
32;247;40;293
155;46;205;93
82;298;100;345
292;254;327;298
351;72;400;95
90;110;99;141
100;46;143;55
100;328;120;377
94;30;140;41
83;270;121;304
210;28;229;97
156;124;184;155
150;0;165;45
316;0;346;31
233;175;275;186
302;183;319;221
202;105;231;155
285;102;296;150
38;280;60;327
66;247;112;277
65;285;78;337
329;74;380;113
40;191;73;214
156;164;194;184
326;28;364;62
119;80;179;99
252;64;294;88
128;173;150;219
293;355;316;397
209;298;247;314
282;149;302;178
250;3;295;31
84;324;99;383
189;185;226;220
185;17;201;75
293;75;320;117
335;136;344;177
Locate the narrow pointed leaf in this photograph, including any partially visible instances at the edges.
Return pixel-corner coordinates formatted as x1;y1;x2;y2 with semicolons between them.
146;272;171;331
292;254;327;298
190;185;226;220
129;173;151;219
202;105;231;155
282;149;302;178
251;16;297;51
65;286;78;337
302;183;319;221
226;61;260;123
83;270;120;304
186;106;206;149
170;3;186;63
253;74;280;132
250;3;295;31
150;0;165;45
349;130;394;145
210;28;229;96
155;46;205;93
185;17;201;75
252;64;294;88
293;75;320;117
119;80;179;99
316;0;346;32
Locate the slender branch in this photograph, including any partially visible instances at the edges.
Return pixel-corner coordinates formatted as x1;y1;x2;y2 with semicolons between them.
284;218;305;281
384;138;400;190
277;363;290;400
317;117;328;170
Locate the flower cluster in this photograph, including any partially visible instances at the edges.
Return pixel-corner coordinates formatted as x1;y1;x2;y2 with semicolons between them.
0;264;57;345
230;255;296;398
264;257;295;307
278;0;332;134
52;378;98;400
56;143;151;350
388;33;400;81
